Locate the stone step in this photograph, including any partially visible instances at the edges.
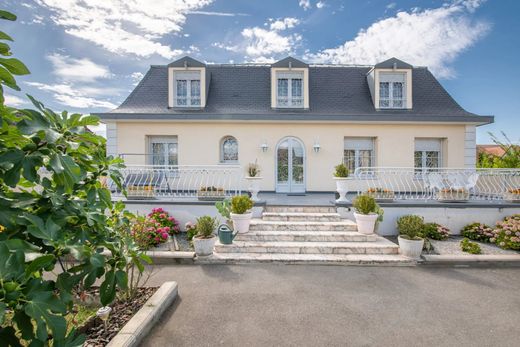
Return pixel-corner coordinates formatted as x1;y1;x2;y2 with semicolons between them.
249;219;357;232
235;230;377;242
262;212;341;222
214;238;398;255
264;205;337;213
198;253;414;266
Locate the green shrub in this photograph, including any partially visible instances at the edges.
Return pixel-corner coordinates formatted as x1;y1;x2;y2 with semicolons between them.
423;222;450;240
333;163;349;177
195;216;217;239
460;238;482;254
352;194;377;215
397;215;424;240
460;222;494;242
231;195;254;214
491;214;520;250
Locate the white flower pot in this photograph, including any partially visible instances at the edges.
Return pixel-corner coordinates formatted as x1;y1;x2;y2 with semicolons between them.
245;176;263;202
398;236;424;260
334;177;350;203
230;212;253;233
354;212;378;235
193;236;216;256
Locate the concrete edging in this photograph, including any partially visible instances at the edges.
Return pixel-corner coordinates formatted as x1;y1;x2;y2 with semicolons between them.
146;250;195;264
106;281;178;347
422;254;520;264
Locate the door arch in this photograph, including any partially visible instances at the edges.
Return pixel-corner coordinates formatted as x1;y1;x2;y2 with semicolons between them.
275;137;306;193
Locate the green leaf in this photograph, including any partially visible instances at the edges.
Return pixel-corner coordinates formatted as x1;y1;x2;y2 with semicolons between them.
0;42;10;55
25;254;55;275
0;302;6;325
99;270;116;306
97;187;112;209
13;310;35;341
49;154;85;193
25;215;60;241
24;291;67;341
0;66;19;91
90;253;105;268
0;242;24;280
22;155;41;182
0;57;30;75
0;10;17;21
0;30;13;41
115;270;128;290
0;149;24;186
0;326;22;347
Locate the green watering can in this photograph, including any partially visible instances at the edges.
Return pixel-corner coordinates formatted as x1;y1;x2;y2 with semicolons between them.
217;224;239;244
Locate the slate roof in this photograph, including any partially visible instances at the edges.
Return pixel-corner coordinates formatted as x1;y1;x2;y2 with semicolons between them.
97;60;493;125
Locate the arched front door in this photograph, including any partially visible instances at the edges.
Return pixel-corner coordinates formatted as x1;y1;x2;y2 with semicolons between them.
276;137;305;193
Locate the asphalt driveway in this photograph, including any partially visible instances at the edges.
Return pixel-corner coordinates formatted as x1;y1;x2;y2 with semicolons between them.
143;264;520;347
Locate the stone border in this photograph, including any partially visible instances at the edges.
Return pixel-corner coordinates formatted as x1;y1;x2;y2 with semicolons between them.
146;250;195;264
106;281;178;347
422;254;520;265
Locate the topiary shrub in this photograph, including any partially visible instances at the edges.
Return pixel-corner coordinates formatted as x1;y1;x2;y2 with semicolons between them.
352;194;377;215
333;163;349;177
230;195;253;214
397;215;424;240
491;214;520;250
460;222;494;242
195;216;217;239
460;238;482;254
423;222;450;240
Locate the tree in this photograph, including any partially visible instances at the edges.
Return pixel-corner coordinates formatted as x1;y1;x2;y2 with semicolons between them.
477;132;520;168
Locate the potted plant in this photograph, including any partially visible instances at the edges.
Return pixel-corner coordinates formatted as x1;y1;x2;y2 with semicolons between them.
230;195;254;233
352;194;382;234
333;163;350;202
504;188;520;203
192;215;218;256
396;215;425;259
244;160;263;202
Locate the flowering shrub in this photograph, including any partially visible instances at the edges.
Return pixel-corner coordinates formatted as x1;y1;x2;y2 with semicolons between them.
423;222;450;240
491;214;520;250
460;238;482;254
148;207;180;235
460;222;494;242
186;221;197;241
131;216;169;249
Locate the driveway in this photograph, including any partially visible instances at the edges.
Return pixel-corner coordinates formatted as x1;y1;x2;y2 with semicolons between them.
143;264;520;347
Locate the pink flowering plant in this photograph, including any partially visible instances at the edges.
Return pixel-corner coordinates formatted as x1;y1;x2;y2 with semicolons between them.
185;221;198;241
460;222;494;242
148;207;180;235
490;214;520;250
423;222;450;240
130;215;169;249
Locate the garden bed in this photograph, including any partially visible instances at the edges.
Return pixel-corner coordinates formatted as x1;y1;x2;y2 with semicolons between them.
429;237;520;256
79;287;157;347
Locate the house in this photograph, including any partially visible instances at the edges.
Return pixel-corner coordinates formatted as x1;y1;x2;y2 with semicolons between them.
96;56;493;193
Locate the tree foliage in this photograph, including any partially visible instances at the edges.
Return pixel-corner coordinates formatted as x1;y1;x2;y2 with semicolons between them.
0;10;145;346
477;132;520;168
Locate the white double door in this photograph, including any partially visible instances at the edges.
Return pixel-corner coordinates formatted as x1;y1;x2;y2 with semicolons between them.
275;137;305;193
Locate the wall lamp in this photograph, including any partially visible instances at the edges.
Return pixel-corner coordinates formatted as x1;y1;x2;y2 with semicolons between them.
260;142;269;152
313;140;321;153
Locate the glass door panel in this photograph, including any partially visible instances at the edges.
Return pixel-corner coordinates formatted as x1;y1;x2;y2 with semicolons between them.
276;137;305;193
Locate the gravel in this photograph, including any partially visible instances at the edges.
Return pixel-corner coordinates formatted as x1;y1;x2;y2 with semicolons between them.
430;236;520;255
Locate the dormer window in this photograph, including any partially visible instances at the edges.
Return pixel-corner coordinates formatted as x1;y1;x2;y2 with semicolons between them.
174;72;201;107
379;72;406;109
277;72;303;108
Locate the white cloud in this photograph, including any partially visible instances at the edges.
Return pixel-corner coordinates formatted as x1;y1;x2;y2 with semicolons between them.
269;18;300;31
4;94;26;107
188;10;249;17
130;72;144;86
386;2;397;10
299;0;311;10
25;82;117;109
47;53;112;82
305;0;490;78
35;0;214;59
316;1;326;9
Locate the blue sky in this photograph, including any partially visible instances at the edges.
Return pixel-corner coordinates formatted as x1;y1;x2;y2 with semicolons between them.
1;0;519;143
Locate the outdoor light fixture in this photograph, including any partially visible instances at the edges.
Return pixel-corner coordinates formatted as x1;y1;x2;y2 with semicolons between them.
313;139;321;153
97;306;112;332
261;142;269;152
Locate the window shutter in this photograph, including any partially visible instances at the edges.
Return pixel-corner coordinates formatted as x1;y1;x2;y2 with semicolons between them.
415;138;441;151
344;137;374;150
379;72;405;83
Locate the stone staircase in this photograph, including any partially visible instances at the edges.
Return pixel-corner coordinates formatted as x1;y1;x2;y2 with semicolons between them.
210;206;412;265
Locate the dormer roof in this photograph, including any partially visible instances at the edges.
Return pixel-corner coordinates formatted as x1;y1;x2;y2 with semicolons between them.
374;57;413;69
271;56;308;68
168;56;205;68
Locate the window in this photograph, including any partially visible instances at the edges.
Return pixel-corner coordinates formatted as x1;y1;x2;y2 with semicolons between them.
415;139;442;170
276;72;303;108
149;136;178;166
220;136;238;163
174;71;201;107
344;137;375;173
379;73;405;108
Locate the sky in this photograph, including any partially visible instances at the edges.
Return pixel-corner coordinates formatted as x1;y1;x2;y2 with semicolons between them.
1;0;519;143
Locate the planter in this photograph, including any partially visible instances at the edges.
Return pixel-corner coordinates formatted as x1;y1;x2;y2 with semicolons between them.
504;189;520;203
398;236;424;260
193;236;216;256
197;187;225;201
334;177;350;203
230;212;253;233
245;176;263;202
353;212;378;235
366;189;395;202
127;185;155;199
437;189;469;202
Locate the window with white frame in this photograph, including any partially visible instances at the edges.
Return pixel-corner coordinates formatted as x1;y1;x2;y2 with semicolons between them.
379;72;406;109
148;136;178;166
344;137;375;174
174;71;201;107
220;136;238;163
276;72;303;108
414;138;442;170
